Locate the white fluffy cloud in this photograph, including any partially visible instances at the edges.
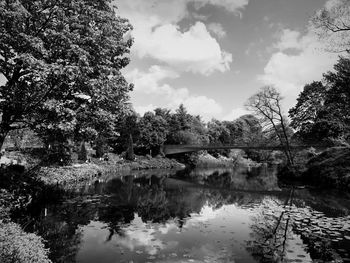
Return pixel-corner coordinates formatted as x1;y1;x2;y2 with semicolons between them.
259;25;340;110
126;66;223;120
136;22;232;75
115;0;243;75
260;0;347;96
260;29;338;91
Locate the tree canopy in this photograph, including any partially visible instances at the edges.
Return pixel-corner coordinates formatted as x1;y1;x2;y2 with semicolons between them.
311;0;350;53
289;57;350;143
0;0;133;150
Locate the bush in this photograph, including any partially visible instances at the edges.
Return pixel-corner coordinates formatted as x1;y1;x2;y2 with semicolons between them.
0;222;51;263
303;147;350;190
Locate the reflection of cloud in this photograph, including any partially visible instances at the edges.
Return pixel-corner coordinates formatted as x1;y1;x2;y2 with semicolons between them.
187;204;220;223
158;223;178;235
115;214;178;255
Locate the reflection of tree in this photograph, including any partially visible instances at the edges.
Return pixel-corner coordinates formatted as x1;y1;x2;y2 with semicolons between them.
137;186;170;222
204;171;233;188
189;166;280;192
13;172;287;262
247;189;294;263
18;200;99;262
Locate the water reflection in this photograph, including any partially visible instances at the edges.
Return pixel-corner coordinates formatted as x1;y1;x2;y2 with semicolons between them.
13;167;350;263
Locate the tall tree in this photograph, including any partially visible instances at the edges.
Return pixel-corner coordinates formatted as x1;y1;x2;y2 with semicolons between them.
288;81;326;139
245;86;294;165
311;0;350;53
289;58;350;143
0;0;133;150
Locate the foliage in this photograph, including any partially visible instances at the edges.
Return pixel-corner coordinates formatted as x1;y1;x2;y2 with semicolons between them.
114;111;140;154
138;111;168;155
303;147;350;190
289;57;350;143
289;81;326;140
0;222;51;263
224;114;263;145
166;104;208;145
0;0;133;151
311;0;350;53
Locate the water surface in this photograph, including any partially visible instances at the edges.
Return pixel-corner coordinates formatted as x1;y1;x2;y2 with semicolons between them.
15;165;350;263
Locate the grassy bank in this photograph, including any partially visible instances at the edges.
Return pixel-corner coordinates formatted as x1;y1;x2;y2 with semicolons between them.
38;156;185;185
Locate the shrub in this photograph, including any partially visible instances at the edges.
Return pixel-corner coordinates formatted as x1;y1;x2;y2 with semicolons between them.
0;222;51;263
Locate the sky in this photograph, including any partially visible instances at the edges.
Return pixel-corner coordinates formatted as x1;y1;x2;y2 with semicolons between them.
115;0;341;121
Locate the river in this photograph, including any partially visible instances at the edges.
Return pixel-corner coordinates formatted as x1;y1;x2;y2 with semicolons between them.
13;165;350;263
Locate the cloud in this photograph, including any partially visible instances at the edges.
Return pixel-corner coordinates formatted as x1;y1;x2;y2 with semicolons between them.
126;66;223;120
192;0;249;14
116;0;249;23
222;108;250;121
115;0;240;75
115;214;170;255
133;104;157;116
132;21;232;75
208;22;227;38
274;29;302;51
260;29;338;92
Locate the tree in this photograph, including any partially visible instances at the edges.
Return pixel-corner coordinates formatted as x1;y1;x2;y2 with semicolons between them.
207;119;230;156
223;114;262;145
166;104;208;145
311;0;350;53
288;81;326;140
125;134;135;161
289;58;350;143
245;86;294;165
0;0;133;150
114;110;140;154
78;141;87;162
138;111;168;155
207;119;230;145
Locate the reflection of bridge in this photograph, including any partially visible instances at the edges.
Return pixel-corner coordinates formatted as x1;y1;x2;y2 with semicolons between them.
163;144;327;155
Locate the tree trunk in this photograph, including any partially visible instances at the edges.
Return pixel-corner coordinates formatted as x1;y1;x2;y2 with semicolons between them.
0;128;9;151
0;134;5;152
126;134;135;161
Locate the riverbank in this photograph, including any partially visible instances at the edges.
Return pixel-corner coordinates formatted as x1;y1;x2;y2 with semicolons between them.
38;156;185;185
302;146;350;191
0;187;52;263
277;146;350;192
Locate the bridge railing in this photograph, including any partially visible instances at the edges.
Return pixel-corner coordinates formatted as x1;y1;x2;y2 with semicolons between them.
162;143;331;155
